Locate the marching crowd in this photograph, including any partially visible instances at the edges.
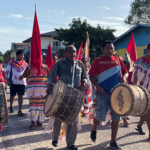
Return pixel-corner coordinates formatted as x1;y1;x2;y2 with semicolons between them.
0;40;150;150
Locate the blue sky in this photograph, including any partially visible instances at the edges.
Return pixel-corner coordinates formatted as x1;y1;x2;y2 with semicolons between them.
0;0;133;53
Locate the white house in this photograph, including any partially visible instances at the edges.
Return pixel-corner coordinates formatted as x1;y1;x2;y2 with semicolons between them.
22;31;66;54
11;43;28;58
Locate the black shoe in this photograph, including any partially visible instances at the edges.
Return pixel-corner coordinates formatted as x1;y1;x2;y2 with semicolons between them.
10;107;14;113
67;145;78;150
135;125;145;135
52;140;58;147
110;141;122;150
90;130;96;142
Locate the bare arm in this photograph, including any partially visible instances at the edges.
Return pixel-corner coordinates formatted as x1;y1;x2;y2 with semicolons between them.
133;69;138;85
89;76;105;94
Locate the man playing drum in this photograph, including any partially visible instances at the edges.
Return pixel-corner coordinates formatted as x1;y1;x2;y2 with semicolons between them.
132;43;150;139
89;40;128;150
47;45;87;150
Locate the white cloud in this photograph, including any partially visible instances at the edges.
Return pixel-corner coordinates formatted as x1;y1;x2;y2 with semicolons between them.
61;10;66;13
103;6;111;10
9;13;23;18
104;17;124;21
81;17;120;26
112;25;130;37
47;10;50;13
121;5;130;9
25;17;32;20
52;10;59;14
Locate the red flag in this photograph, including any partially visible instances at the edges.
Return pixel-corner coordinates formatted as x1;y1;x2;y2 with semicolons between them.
31;11;42;77
126;33;137;63
76;42;83;61
45;42;54;71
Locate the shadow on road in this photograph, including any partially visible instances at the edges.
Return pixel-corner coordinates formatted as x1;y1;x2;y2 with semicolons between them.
34;148;53;150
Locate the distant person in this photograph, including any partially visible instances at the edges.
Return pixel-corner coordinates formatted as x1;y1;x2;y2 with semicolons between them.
42;55;46;64
61;54;65;59
6;50;28;116
55;52;60;59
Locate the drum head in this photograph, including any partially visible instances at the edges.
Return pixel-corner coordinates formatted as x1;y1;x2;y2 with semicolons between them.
44;81;60;114
110;84;134;116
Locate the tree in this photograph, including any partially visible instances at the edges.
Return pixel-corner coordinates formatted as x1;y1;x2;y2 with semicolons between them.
0;56;4;62
4;50;11;57
125;0;150;25
54;18;116;59
0;52;3;56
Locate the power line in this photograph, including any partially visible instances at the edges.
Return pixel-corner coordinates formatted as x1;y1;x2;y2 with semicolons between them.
0;20;31;28
92;0;125;20
0;13;69;26
0;32;29;38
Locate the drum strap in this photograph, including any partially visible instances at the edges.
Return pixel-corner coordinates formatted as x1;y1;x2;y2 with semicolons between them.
117;56;122;78
71;62;75;88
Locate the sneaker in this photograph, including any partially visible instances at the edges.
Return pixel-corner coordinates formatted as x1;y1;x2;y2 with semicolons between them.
135;125;145;135
67;145;78;150
110;141;122;150
52;140;58;147
90;130;97;142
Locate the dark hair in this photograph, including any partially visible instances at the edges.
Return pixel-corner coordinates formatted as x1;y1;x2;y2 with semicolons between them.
102;40;114;49
65;45;77;52
16;50;23;56
147;43;150;49
123;60;127;64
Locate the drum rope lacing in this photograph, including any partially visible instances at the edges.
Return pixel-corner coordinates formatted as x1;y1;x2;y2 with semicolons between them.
49;88;83;123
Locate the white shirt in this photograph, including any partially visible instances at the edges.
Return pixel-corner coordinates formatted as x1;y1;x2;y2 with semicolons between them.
6;59;28;85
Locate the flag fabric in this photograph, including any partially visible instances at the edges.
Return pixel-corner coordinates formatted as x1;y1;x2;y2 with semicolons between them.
126;33;137;72
30;11;42;77
45;42;54;71
83;32;90;60
76;42;83;61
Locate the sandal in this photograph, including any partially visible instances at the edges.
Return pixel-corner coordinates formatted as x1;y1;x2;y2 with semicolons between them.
37;121;43;127
10;107;14;113
123;122;131;126
18;111;24;116
30;121;35;130
135;125;145;135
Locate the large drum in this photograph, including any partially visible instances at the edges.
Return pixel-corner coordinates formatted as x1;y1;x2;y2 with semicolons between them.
44;80;84;124
0;83;8;125
110;84;150;117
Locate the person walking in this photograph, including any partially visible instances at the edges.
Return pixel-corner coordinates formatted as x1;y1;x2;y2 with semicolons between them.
6;50;28;116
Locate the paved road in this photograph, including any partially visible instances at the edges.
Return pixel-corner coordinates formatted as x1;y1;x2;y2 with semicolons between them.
0;89;150;150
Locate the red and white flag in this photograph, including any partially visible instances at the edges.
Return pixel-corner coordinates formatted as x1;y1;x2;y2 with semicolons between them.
126;33;137;72
76;42;83;61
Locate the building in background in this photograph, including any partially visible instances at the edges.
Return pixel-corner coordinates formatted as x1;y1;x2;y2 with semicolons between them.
11;43;28;58
113;24;150;60
22;31;66;54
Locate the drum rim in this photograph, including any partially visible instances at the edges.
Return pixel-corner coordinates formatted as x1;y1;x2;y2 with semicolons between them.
110;84;135;117
138;86;150;116
0;83;8;125
43;80;61;116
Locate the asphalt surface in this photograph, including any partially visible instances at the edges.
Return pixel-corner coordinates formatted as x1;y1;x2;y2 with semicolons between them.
0;88;150;150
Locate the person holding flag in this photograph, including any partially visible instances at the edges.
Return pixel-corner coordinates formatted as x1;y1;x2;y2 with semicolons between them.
19;8;50;130
81;57;93;117
132;43;150;139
